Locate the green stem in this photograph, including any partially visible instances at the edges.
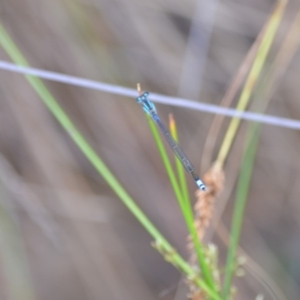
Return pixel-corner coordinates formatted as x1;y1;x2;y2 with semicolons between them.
217;1;286;167
147;116;217;291
147;116;183;204
222;125;260;299
169;116;190;207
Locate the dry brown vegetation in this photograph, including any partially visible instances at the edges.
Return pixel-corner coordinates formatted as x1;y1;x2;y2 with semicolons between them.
0;0;299;299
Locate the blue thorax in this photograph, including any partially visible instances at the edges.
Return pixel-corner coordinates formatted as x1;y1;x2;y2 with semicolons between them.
136;92;157;116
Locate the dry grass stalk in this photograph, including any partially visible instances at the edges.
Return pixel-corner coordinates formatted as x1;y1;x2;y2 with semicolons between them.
188;162;224;248
200;17;267;173
194;162;224;240
186;162;224;300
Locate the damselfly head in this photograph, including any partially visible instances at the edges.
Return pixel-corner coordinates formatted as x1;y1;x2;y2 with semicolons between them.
136;91;150;103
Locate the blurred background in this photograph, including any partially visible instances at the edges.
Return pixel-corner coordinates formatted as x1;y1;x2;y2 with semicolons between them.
0;0;299;299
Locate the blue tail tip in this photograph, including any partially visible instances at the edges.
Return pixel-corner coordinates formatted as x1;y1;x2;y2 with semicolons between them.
196;180;206;191
200;184;206;191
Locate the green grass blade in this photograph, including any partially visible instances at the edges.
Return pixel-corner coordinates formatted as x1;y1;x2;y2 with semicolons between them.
221;3;287;295
222;123;260;299
169;114;190;206
168;115;219;290
222;6;298;291
217;1;286;167
0;21;222;300
168;116;218;290
147;115;217;291
147;115;183;205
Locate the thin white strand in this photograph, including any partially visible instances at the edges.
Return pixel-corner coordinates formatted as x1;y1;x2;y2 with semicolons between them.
0;60;299;130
